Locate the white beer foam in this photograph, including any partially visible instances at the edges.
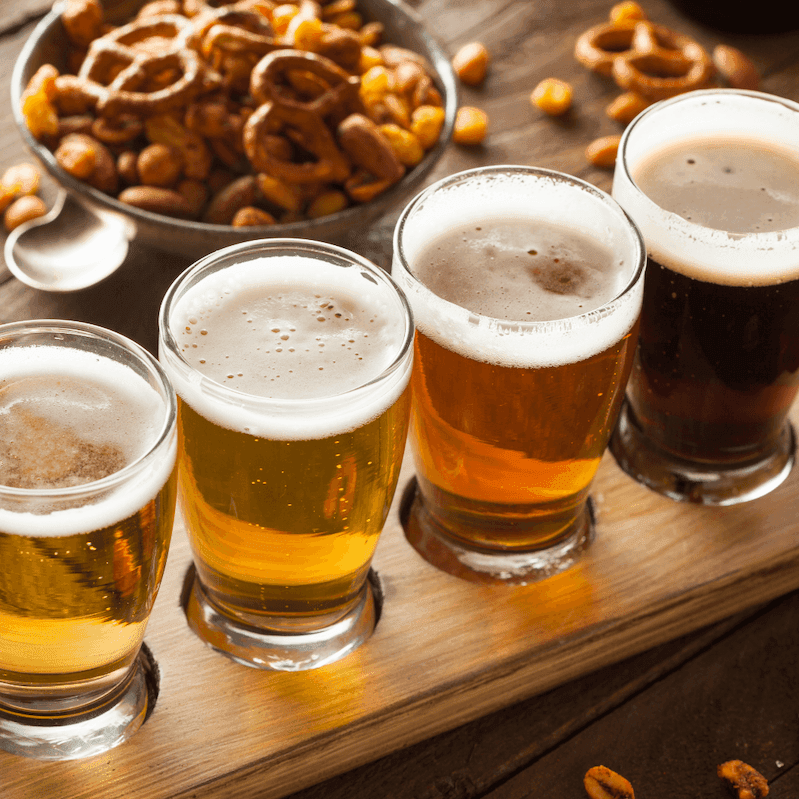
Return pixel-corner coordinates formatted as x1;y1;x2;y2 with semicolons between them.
0;346;176;538
614;91;799;287
163;256;413;440
393;170;644;368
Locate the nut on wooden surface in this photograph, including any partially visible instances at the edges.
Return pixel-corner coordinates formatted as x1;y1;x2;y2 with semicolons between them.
584;765;635;799
452;42;490;85
717;760;769;799
713;45;760;90
585;134;621;167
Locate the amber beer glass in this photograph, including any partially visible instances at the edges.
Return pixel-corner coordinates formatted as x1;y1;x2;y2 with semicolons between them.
0;321;177;760
159;239;413;671
611;90;799;504
393;166;646;584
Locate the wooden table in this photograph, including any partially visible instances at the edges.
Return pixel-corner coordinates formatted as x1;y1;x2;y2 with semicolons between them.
2;1;799;798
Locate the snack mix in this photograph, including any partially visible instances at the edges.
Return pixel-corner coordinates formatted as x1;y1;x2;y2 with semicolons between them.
21;0;447;225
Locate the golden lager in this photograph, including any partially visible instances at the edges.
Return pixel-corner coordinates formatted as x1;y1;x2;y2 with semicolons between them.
0;322;177;760
159;240;413;667
393;167;645;582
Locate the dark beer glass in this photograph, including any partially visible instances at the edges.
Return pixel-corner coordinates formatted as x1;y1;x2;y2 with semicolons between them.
611;90;799;504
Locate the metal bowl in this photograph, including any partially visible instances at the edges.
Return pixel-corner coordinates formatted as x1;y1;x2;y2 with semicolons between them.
10;0;456;263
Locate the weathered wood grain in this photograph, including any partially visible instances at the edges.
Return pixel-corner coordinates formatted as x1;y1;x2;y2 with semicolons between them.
3;1;799;798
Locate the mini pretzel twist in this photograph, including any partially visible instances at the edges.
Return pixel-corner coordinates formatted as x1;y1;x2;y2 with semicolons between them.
612;21;713;100
243;100;351;184
74;15;207;117
574;19;712;99
249;49;362;117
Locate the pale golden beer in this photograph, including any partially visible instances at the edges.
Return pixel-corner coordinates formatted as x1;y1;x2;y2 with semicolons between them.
159;239;414;669
0;321;177;760
393;167;646;583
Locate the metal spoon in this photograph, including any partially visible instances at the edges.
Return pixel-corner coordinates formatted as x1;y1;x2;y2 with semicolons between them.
4;190;133;292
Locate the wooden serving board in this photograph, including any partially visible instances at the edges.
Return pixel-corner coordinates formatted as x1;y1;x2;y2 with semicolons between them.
3;413;799;799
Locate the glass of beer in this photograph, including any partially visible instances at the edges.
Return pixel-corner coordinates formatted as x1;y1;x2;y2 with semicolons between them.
393;166;646;584
0;320;177;760
158;239;413;671
610;90;799;504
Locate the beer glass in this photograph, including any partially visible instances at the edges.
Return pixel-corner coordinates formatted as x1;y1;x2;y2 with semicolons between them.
393;166;646;584
610;90;799;504
0;320;177;760
159;239;413;671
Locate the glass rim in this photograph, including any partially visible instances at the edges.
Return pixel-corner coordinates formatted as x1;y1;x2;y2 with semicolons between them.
158;237;415;410
618;88;799;230
0;319;177;499
393;164;647;329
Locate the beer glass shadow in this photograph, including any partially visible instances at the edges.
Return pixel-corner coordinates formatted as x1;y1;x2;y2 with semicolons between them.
0;320;177;761
393;166;646;585
610;90;799;505
160;239;413;671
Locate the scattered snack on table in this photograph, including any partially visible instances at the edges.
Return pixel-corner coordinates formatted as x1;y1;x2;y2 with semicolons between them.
20;0;449;224
718;760;769;799
584;765;635;799
608;1;646;24
712;45;760;91
529;3;763;167
452;41;489;86
1;162;47;229
585;134;621;168
531;77;572;116
4;195;48;232
452;106;488;145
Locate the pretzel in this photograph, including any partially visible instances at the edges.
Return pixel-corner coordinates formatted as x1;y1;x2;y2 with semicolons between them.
249;49;362;118
574;20;712;99
73;15;207;116
243;101;351;184
612;22;713;100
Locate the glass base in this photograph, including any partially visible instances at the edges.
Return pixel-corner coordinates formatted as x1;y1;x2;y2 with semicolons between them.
184;569;378;671
0;649;154;761
610;402;796;505
401;479;594;585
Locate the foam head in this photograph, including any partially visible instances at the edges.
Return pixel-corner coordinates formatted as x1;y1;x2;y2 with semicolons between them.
393;166;645;368
160;240;414;440
613;90;799;287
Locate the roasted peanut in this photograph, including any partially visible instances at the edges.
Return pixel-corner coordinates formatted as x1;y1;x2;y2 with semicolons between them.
59;133;118;194
605;91;650;124
256;174;303;212
718;760;769;799
2;164;40;197
609;1;646;24
117;151;140;185
202;175;257;224
452;42;490;86
584;765;635;799
117;186;195;218
531;78;573;116
586;134;621;167
452;106;488;145
4;195;48;232
338;114;404;182
137;144;183;188
231;206;276;226
713;45;760;90
176;179;208;218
